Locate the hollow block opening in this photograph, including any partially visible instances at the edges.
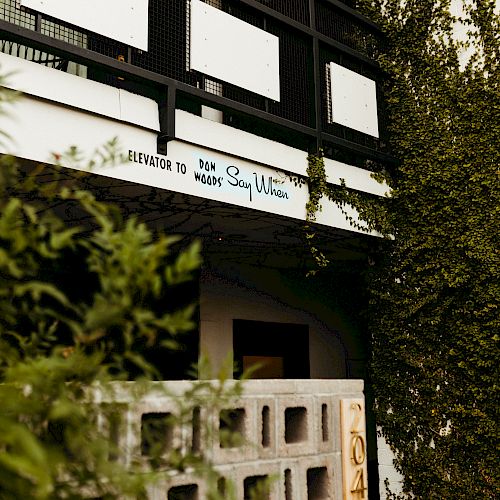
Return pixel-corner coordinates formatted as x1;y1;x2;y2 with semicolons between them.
141;412;173;457
262;405;271;448
192;406;201;453
217;477;226;496
167;483;199;500
307;467;329;500
284;468;293;500
321;403;329;442
244;475;270;500
284;406;308;443
219;408;246;448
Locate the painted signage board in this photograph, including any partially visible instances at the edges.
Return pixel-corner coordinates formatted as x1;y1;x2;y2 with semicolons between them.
1;95;372;235
330;62;379;138
124;141;300;219
190;0;280;101
20;0;149;50
105;141;368;233
340;399;369;500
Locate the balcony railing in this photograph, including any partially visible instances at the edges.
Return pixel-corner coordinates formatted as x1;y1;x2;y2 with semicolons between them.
0;0;394;166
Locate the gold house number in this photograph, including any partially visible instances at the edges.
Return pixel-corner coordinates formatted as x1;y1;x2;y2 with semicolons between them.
350;403;367;498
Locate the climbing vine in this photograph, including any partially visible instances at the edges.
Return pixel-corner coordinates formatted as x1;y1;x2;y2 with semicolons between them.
305;150;391;272
362;0;497;498
305;1;499;498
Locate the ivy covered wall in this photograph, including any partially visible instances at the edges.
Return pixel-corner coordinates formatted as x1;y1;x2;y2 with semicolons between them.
357;0;499;498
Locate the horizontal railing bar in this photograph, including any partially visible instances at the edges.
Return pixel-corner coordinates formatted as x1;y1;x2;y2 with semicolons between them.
321;132;397;163
240;0;382;34
0;19;317;136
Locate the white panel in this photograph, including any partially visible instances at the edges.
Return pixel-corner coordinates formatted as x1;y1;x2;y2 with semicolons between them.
20;0;149;50
324;157;389;196
190;0;280;101
0;52;120;118
0;52;159;131
119;90;160;130
329;62;379;138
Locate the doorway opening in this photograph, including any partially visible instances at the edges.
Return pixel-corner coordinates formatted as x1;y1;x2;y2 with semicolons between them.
233;320;310;379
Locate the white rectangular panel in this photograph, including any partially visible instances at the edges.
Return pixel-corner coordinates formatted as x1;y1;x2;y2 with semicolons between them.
190;0;280;101
329;62;379;138
0;52;159;130
20;0;149;50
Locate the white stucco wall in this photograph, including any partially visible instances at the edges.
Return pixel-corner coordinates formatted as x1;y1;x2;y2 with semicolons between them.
377;430;404;498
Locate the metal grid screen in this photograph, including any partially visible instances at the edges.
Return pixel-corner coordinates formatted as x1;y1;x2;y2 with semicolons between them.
268;22;313;126
333;0;357;8
0;0;36;29
132;0;197;87
315;0;384;59
254;0;310;26
0;0;89;76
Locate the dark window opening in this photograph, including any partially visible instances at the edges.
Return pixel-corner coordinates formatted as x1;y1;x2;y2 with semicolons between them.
233;320;310;379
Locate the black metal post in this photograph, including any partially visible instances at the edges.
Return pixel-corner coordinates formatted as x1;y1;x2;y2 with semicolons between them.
35;13;42;32
157;85;176;156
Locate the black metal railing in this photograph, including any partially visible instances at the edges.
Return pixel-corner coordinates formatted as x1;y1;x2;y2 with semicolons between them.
0;0;394;166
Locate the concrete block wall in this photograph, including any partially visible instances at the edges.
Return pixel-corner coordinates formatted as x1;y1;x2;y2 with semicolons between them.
102;379;365;500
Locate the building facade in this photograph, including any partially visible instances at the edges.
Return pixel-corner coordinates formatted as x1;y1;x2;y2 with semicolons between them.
0;0;397;497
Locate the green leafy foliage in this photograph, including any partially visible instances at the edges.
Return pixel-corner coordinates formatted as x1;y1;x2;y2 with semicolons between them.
304;0;498;496
0;137;246;497
353;0;500;497
0;155;200;378
305;151;391;274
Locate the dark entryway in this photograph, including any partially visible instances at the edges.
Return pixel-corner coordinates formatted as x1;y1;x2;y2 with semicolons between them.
233;319;310;379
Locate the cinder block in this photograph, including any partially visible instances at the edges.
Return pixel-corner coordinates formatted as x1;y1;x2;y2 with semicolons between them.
234;461;280;500
330;396;344;453
331;449;345;500
276;460;301;500
293;379;364;396
211;399;258;464
130;399;184;465
314;396;335;454
256;397;277;459
148;471;208;500
297;455;336;500
277;397;315;457
97;402;129;465
212;464;239;498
